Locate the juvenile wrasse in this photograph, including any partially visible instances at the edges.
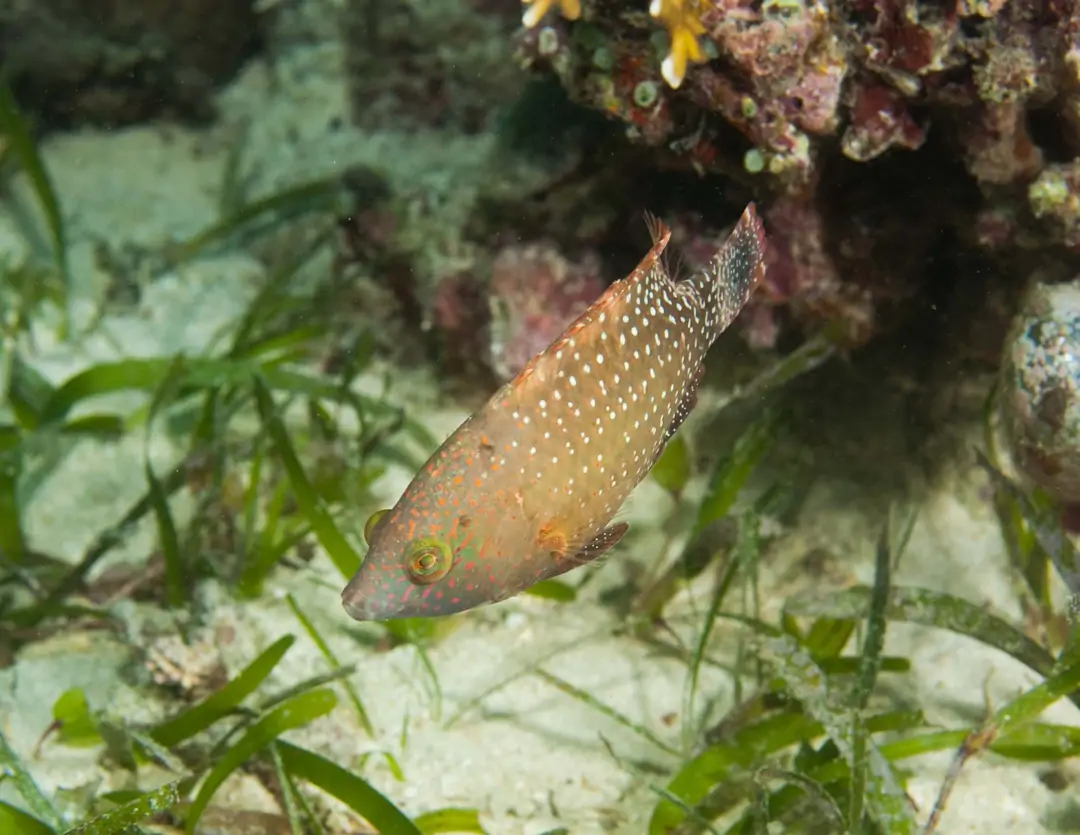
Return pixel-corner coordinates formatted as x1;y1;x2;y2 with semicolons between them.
343;204;767;620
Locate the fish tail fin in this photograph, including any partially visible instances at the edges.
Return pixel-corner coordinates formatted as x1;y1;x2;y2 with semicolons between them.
688;202;767;347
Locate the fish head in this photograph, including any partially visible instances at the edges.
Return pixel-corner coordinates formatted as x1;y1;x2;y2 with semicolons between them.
341;496;525;621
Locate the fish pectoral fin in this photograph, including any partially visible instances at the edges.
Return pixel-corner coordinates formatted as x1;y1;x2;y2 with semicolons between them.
539;522;630;582
536;522;569;559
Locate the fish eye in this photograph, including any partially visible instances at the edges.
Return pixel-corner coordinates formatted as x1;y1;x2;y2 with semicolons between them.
405;539;453;585
363;509;390;545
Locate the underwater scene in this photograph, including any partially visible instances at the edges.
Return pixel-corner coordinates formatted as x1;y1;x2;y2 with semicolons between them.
4;0;1080;833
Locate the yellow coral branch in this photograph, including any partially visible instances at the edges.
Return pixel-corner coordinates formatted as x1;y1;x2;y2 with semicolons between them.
519;0;710;90
521;0;581;28
650;0;709;89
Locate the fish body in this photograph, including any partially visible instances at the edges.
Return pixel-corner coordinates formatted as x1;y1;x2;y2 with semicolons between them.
342;204;767;620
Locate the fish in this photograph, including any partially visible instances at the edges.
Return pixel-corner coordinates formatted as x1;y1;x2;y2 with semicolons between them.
342;203;767;621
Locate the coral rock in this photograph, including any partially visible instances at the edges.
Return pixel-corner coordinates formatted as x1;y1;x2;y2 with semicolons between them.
1001;279;1080;504
432;273;492;378
488;242;605;379
842;82;927;162
1030;161;1080;249
961;101;1044;185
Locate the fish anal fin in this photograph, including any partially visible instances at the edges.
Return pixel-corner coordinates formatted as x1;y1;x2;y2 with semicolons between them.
664;365;705;443
579;522;629;559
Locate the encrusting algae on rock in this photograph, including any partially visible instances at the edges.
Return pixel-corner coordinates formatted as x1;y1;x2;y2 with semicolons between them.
342;205;767;621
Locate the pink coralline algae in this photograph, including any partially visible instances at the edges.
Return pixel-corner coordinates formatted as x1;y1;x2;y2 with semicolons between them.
842;82;926;162
487;242;605;380
696;0;845;191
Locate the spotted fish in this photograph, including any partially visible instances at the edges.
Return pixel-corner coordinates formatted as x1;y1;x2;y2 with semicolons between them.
342;204;767;620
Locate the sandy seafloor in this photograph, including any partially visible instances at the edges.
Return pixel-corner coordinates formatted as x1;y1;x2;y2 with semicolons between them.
2;4;1080;834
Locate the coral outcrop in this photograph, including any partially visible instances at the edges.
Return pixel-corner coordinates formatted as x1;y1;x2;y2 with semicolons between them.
518;0;1074;197
512;0;1080;347
1001;278;1080;504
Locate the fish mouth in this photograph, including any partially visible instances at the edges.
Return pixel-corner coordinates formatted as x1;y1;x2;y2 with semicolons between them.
341;579;389;622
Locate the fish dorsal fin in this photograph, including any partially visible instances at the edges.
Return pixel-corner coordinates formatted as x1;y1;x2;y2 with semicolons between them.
643;210;683;284
629;212;671;282
644;210;669;248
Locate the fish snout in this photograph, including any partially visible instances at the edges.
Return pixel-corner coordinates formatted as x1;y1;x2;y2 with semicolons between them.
341;575;391;622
